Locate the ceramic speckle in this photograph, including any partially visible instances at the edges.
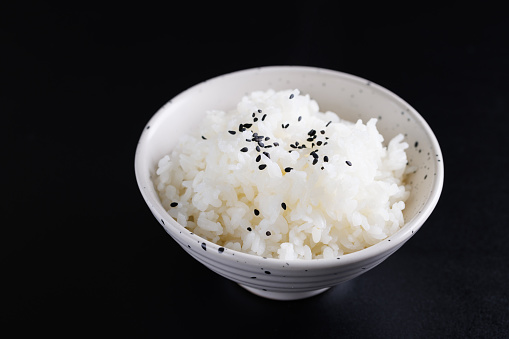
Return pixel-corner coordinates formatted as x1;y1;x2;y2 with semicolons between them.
135;66;444;300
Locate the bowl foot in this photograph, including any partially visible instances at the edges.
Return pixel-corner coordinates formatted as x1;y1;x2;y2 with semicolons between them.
238;284;330;301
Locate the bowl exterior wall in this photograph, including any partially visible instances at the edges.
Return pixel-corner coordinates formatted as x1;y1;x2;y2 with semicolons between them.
169;224;404;293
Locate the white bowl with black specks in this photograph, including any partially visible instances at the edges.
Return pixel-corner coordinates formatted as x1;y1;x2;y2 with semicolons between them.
135;66;444;301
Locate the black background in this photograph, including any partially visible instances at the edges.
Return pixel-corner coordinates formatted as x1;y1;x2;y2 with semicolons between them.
3;2;509;337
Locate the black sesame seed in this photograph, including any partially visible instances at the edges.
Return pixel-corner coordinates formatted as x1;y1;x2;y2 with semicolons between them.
285;123;289;128
298;116;302;121
289;94;294;99
317;141;323;146
264;136;270;141
273;142;279;147
262;114;267;121
290;144;297;148
258;164;267;170
320;130;325;134
295;141;299;146
263;151;270;159
243;123;253;128
311;151;319;158
282;124;285;128
258;141;265;148
170;202;178;207
284;167;293;172
346;160;352;166
254;209;260;216
308;129;316;136
239;124;246;132
307;137;314;142
218;247;225;253
228;130;236;135
253;117;258;122
246;139;251;142
201;242;206;251
247;227;252;231
266;231;271;236
326;121;332;127
201;136;207;140
256;145;261;152
323;155;329;162
312;158;318;165
240;147;249;152
258;109;262;113
414;141;419;148
252;112;256;117
264;145;272;148
256;154;261;162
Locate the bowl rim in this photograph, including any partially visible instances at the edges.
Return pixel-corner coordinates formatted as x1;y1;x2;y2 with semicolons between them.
135;65;444;269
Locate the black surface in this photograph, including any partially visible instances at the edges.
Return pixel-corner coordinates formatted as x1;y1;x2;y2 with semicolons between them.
3;3;508;337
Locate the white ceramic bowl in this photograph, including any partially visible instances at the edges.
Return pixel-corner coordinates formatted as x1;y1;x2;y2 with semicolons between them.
135;66;444;300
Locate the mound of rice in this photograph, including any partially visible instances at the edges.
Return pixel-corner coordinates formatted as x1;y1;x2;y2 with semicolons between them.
155;89;410;259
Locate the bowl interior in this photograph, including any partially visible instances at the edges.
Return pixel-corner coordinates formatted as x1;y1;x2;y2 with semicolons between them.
136;66;443;257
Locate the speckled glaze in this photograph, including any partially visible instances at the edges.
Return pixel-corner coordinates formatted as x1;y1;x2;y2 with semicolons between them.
135;66;444;300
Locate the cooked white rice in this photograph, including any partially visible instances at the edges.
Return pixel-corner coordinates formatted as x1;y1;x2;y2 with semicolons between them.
155;89;410;259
